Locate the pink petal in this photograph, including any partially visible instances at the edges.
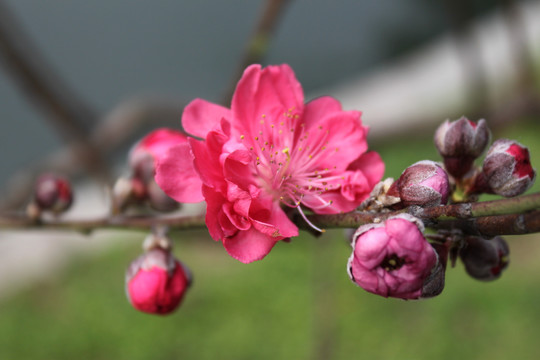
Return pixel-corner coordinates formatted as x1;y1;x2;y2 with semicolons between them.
251;202;299;238
182;98;232;138
132;128;188;161
300;110;368;171
190;137;227;192
202;185;226;240
232;64;304;137
222;227;278;263
302;96;343;129
348;151;385;187
155;143;203;203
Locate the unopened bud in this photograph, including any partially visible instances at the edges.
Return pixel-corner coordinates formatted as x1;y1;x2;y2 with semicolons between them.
34;173;73;214
129;128;188;183
459;236;509;281
112;177;146;213
147;180;180;212
482;139;536;197
393;160;450;207
347;214;437;299
126;248;192;315
434;117;491;178
421;242;449;298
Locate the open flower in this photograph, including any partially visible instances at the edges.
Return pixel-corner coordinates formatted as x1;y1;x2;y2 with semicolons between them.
347;214;438;299
156;64;384;263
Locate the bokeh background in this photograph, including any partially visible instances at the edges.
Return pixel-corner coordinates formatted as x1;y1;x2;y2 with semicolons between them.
1;0;539;359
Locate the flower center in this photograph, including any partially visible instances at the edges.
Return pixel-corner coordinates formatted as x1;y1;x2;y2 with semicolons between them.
239;109;345;212
381;254;406;271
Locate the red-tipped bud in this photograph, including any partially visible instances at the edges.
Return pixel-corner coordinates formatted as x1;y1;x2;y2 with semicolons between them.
393;160;450;207
482;139;536;197
129;128;188;183
434;117;491;178
459;236;509;281
34;173;73;213
126;248;192;315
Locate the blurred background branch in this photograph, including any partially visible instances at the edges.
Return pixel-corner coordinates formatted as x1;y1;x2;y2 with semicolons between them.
0;0;110;183
223;0;291;104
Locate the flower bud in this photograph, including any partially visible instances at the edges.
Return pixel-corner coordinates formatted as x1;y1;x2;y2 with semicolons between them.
34;173;73;213
126;248;192;315
434;117;490;178
147;180;179;212
347;214;437;299
482;139;536;197
129;128;188;183
112;177;147;213
459;236;509;281
421;242;448;298
393;160;450;207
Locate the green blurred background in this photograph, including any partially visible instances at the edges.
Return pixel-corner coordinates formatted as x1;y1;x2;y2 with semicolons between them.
1;120;538;360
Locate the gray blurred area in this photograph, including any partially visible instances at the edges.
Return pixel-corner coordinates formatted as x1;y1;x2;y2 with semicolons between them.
0;0;472;188
1;0;516;196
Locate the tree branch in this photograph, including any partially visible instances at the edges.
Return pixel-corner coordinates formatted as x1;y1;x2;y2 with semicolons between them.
0;193;539;239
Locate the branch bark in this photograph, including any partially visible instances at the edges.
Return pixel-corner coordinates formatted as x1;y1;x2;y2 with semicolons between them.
1;193;539;238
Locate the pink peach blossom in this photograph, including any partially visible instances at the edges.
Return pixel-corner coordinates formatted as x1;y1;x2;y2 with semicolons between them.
347;214;437;299
156;64;384;263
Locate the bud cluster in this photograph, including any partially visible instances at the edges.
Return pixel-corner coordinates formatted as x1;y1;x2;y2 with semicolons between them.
434;117;535;199
113;128;186;213
349;116;533;300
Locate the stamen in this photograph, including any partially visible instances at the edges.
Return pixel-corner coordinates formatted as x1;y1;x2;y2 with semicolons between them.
297;205;325;233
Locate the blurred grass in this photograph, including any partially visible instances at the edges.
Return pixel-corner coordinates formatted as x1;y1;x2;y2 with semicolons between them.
0;119;539;360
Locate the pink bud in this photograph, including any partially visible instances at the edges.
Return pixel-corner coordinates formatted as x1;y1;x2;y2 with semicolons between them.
347;214;438;299
459;236;509;281
434;117;491;178
129;128;188;182
126;248;192;315
34;173;73;213
482;139;536;197
394;160;450;207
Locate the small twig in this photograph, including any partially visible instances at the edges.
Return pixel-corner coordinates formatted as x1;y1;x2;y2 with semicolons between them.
222;0;291;104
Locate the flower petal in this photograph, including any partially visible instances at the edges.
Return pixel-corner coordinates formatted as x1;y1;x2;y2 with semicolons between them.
232;64;304;137
222;228;278;263
182;98;232;138
347;151;385;187
155;143;203;203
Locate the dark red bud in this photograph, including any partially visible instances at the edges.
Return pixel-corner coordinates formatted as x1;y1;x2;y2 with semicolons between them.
34;173;73;213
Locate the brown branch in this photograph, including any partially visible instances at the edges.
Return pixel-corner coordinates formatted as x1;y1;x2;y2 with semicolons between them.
222;0;291;104
0;0;110;180
0;213;206;233
1;193;538;238
434;210;540;237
